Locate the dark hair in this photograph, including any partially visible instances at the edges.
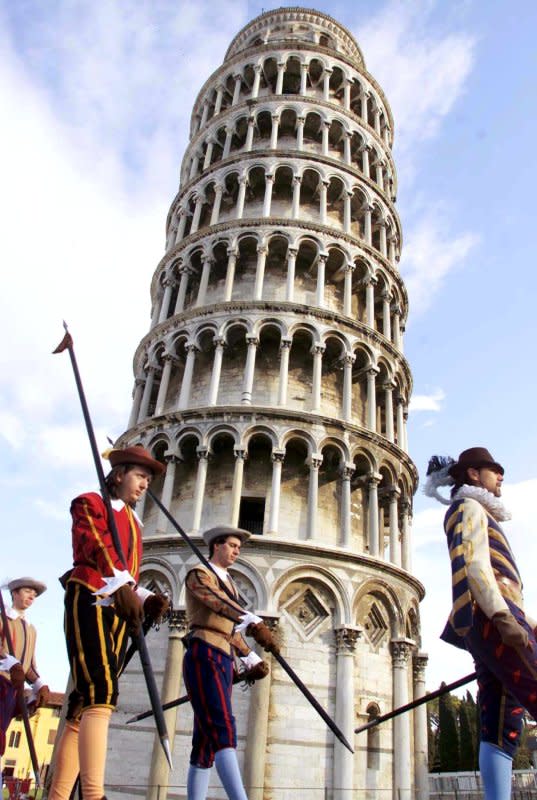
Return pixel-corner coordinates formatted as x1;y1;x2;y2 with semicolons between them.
450;467;479;498
209;535;231;558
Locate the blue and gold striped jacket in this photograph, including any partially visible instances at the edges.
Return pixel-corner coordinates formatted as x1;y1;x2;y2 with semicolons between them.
441;496;522;648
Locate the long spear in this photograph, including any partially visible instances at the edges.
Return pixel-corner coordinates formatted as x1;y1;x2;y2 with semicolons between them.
127;669;259;724
0;589;41;787
53;323;172;768
354;671;477;734
147;488;355;754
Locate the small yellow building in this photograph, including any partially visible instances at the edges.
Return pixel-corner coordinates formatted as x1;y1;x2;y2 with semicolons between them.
3;691;64;790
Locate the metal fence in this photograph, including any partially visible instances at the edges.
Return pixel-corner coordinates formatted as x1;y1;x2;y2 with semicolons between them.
430;769;537;799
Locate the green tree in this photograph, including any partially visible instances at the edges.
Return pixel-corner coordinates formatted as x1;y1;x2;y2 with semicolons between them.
438;685;460;771
459;692;477;770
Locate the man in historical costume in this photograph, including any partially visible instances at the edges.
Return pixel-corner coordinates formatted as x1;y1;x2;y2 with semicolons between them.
48;444;170;800
425;447;537;800
0;578;49;769
183;525;276;800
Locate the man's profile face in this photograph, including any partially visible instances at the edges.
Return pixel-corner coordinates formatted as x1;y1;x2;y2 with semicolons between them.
12;587;37;611
468;466;503;497
212;536;242;568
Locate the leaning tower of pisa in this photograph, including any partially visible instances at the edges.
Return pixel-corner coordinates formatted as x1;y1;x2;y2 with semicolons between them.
106;8;427;800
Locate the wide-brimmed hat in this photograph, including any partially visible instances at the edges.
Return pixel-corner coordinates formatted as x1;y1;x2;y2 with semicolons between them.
448;447;504;480
107;444;166;476
8;577;47;596
202;525;252;547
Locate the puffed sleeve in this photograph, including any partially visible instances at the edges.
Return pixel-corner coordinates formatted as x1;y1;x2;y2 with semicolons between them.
462;498;509;618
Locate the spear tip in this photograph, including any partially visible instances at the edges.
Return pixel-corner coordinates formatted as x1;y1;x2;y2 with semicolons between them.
161;736;173;768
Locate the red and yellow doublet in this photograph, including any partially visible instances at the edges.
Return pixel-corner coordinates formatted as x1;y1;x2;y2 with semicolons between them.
68;492;142;592
64;492;143;712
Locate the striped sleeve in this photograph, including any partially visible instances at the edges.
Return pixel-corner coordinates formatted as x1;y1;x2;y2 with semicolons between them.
461;498;509;619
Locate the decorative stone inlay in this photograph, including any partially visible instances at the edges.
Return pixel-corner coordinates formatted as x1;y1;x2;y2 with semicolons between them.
139;571;173;599
282;586;332;639
364;601;388;648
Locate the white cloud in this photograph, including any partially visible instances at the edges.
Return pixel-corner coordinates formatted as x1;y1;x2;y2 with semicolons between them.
356;0;476;157
400;215;479;313
410;388;445;412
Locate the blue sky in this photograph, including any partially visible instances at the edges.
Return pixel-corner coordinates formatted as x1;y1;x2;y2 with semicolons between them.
1;0;537;701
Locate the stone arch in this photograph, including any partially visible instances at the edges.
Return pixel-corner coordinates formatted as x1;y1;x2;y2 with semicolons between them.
138;561;177;604
353;579;404;643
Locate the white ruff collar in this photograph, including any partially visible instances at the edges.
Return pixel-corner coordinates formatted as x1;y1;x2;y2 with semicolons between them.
6;606;21;620
453;485;511;522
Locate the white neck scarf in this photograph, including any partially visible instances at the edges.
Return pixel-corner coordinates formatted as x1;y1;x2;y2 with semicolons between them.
453;484;512;522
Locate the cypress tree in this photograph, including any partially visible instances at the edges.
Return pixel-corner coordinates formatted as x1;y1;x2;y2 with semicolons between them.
438;685;460;771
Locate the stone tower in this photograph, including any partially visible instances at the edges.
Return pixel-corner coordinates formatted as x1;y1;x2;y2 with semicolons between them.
108;8;426;800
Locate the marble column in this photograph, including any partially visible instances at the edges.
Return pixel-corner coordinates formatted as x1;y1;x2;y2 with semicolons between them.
190;193;203;234
400;500;412;572
232;73;242;105
319;180;328;225
365;276;376;328
214;84;224;115
343;191;352;234
224;249;238;301
138;367;155;422
343;262;354;316
296;116;305;150
203;139;215;169
396;397;405;451
311;344;325;412
383;381;395;442
367;472;381;557
275;62;285;94
267;450;286;534
366;367;378;431
128;379;144;428
230;447;247;526
270;114;280;149
175;210;187;244
382;290;392;340
241;335;259;404
340;464;355;547
222;127;233;159
333;626;361;799
191;448;209;533
321;120;330;155
341;353;355;422
291;176;301;219
156;453;179;534
210;183;224;225
277;338;292;406
236;175;247;219
343;79;351;110
413;653;430;800
343;131;351;164
251;64;262;99
388;487;401;566
362;145;370;178
196;256;213;306
306;455;323;539
323;68;333;100
243;616;281;799
300;63;308;95
145;610;188;800
363;204;372;245
254;245;268;299
178;344;198;410
286;246;297;301
208;336;225;405
315;254;327;307
158;279;174;324
245;115;255;150
154;355;174;416
391;639;414;800
262;175;274;217
174;266;191;313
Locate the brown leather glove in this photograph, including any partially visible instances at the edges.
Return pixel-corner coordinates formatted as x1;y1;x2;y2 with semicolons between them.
246;622;280;655
492;610;529;649
114;584;144;634
238;660;269;685
9;663;25;691
34;684;50;709
143;593;170;623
